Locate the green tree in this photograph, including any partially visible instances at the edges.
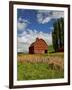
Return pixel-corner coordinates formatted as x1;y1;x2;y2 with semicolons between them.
52;18;64;52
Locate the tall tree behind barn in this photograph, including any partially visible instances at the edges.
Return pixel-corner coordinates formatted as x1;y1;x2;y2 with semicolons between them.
52;18;64;52
29;38;48;54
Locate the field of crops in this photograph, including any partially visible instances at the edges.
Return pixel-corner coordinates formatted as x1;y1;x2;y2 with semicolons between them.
17;52;64;80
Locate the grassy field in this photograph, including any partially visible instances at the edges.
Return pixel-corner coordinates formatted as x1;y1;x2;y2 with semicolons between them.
48;45;54;53
17;52;64;80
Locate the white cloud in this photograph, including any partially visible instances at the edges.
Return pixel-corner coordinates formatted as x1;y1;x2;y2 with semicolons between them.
17;17;29;32
37;10;64;24
41;17;52;24
17;29;52;53
17;22;27;31
53;11;64;18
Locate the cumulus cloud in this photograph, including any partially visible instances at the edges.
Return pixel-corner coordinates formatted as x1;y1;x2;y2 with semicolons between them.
37;10;64;24
17;17;29;32
17;29;52;53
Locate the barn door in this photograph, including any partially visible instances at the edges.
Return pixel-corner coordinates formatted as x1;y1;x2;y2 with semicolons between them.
45;50;47;53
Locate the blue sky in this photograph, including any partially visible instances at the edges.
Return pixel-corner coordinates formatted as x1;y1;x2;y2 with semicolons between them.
17;9;64;53
17;9;55;34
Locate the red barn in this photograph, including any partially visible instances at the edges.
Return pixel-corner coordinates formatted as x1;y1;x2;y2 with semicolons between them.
29;38;48;54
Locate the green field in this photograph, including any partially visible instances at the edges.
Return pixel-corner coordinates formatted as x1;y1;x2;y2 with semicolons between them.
17;62;64;80
48;45;54;53
17;52;64;80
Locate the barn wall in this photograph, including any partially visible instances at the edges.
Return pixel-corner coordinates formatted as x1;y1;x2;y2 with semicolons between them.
34;49;44;54
29;47;34;54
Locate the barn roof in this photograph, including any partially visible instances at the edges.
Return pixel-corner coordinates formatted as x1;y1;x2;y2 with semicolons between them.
29;38;48;48
30;42;35;47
